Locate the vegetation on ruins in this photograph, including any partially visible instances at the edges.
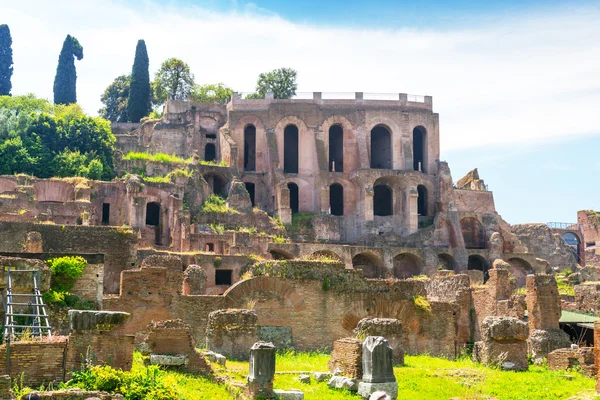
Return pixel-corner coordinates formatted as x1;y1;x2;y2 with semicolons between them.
209;222;225;235
0;24;13;96
152;58;195;105
247;67;297;99
99;74;131;122
202;194;238;214
555;272;576;296
53;35;84;105
413;294;432;313
190;83;234;105
43;256;95;309
127;40;152;122
122;151;191;164
0;95;115;180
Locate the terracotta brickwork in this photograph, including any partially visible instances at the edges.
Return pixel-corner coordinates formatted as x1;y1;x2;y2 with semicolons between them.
548;347;595;376
526;274;561;331
0;338;68;386
65;333;135;378
328;338;362;379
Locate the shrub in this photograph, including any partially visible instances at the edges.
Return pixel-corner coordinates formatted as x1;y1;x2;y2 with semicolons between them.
47;256;87;292
209;223;225;235
272;234;288;244
413;295;432;313
201;194;237;214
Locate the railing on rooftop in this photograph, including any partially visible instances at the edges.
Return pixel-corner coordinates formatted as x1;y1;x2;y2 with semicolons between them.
547;222;579;230
232;92;430;103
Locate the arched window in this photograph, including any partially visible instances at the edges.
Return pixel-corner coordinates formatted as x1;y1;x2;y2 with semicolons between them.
284;125;299;173
329;125;344;172
330;183;344;216
373;185;392;216
287;182;299;213
244;125;256;171
145;202;160;226
461;217;486;249
244;182;255;207
417;185;428;216
413;126;426;172
370;125;392;169
205;143;216;162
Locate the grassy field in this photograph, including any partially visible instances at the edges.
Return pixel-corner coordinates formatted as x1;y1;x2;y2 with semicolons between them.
222;352;595;400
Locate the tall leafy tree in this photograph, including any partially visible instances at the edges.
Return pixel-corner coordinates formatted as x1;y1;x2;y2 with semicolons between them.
53;35;84;105
99;75;130;122
0;24;13;96
127;40;151;122
251;68;297;99
152;58;195;106
189;83;233;105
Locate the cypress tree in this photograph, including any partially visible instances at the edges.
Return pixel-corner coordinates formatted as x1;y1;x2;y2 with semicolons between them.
0;24;13;96
127;39;151;122
53;35;84;105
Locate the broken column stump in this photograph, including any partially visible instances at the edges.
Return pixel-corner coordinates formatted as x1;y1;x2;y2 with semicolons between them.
357;336;398;400
247;341;276;399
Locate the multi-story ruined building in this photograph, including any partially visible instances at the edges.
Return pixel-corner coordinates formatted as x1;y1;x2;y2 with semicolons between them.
0;92;567;294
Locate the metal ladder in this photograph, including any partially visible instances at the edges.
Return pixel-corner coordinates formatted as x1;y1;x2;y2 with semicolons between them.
1;268;52;374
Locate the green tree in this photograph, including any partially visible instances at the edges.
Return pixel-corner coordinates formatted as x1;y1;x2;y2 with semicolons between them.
252;67;297;99
189;83;233;105
152;58;194;106
99;75;130;122
0;25;13;96
127;40;151;122
53;35;84;105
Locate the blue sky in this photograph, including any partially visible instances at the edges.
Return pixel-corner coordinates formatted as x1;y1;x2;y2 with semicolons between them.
2;0;600;224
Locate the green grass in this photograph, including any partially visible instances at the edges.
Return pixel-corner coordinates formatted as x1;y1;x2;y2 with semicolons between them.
556;275;576;296
199;159;228;167
201;194;239;214
122;151;192;164
222;353;594;400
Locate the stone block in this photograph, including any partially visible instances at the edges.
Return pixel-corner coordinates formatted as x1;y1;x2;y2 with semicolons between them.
274;389;304;399
215;354;227;367
357;382;398;400
327;376;359;392
362;337;395;384
355;318;404;365
528;329;571;362
248;342;276;384
328;338;362;379
69;310;130;333
149;354;188;366
472;340;528;371
206;309;259;360
298;374;310;383
480;316;528;341
313;372;331;382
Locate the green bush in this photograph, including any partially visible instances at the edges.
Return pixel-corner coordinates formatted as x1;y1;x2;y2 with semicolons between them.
47;256;87;292
201;194;238;214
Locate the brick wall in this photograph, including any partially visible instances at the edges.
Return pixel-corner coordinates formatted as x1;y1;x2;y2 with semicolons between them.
526;274;561;331
0;222;137;294
0;338;68;386
65;333;135;379
328;338;362;378
548;347;595;376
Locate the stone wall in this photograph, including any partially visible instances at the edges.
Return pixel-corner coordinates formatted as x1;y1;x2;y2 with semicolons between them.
328;338;362;379
526;274;561;331
205;309;258;359
574;283;600;314
0;222;137;294
511;224;577;271
548;347;595;376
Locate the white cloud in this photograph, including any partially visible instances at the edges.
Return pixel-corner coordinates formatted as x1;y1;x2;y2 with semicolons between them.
2;1;600;152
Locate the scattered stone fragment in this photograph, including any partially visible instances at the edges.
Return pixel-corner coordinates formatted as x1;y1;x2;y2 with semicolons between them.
298;374;310;383
273;389;304;399
313;372;331;382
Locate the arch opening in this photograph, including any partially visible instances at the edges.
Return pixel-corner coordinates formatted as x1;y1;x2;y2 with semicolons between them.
370;125;392;169
413;126;426;172
330;183;344;216
244;124;256;171
270;249;293;260
417;185;428;216
287;183;299;214
284;125;299;173
244;182;255;207
204;143;216;162
329;125;344;172
438;253;458;270
508;257;534;287
374;184;392;216
352;253;384;279
562;232;581;263
393;253;424;279
468;255;490;281
461;217;486;249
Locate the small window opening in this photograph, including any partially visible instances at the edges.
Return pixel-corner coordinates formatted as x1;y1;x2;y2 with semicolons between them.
205;143;216;161
102;203;110;225
206;243;215;252
145;202;160;226
244;125;256;171
215;269;233;285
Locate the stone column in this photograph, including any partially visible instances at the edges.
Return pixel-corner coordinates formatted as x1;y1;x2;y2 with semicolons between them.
407;187;419;234
358;336;398;399
277;186;292;225
321;185;330;214
247;341;276;399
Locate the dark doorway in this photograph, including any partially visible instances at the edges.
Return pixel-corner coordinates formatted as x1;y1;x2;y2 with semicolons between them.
329;125;344;172
145;202;160;226
244;125;256;171
417;185;428;216
284;125;299;173
205;143;216;161
330;183;344;216
468;255;490;281
101;203;110;225
287;183;299;213
245;182;256;207
215;270;233;285
352;253;385;278
413;127;426;172
373;185;392;216
213;175;227;196
461;217;486;249
370;125;392;169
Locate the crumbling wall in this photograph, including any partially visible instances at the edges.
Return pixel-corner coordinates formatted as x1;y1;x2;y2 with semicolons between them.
511;224;577;271
205;309;258;359
0;338;68;386
328;338;362;378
